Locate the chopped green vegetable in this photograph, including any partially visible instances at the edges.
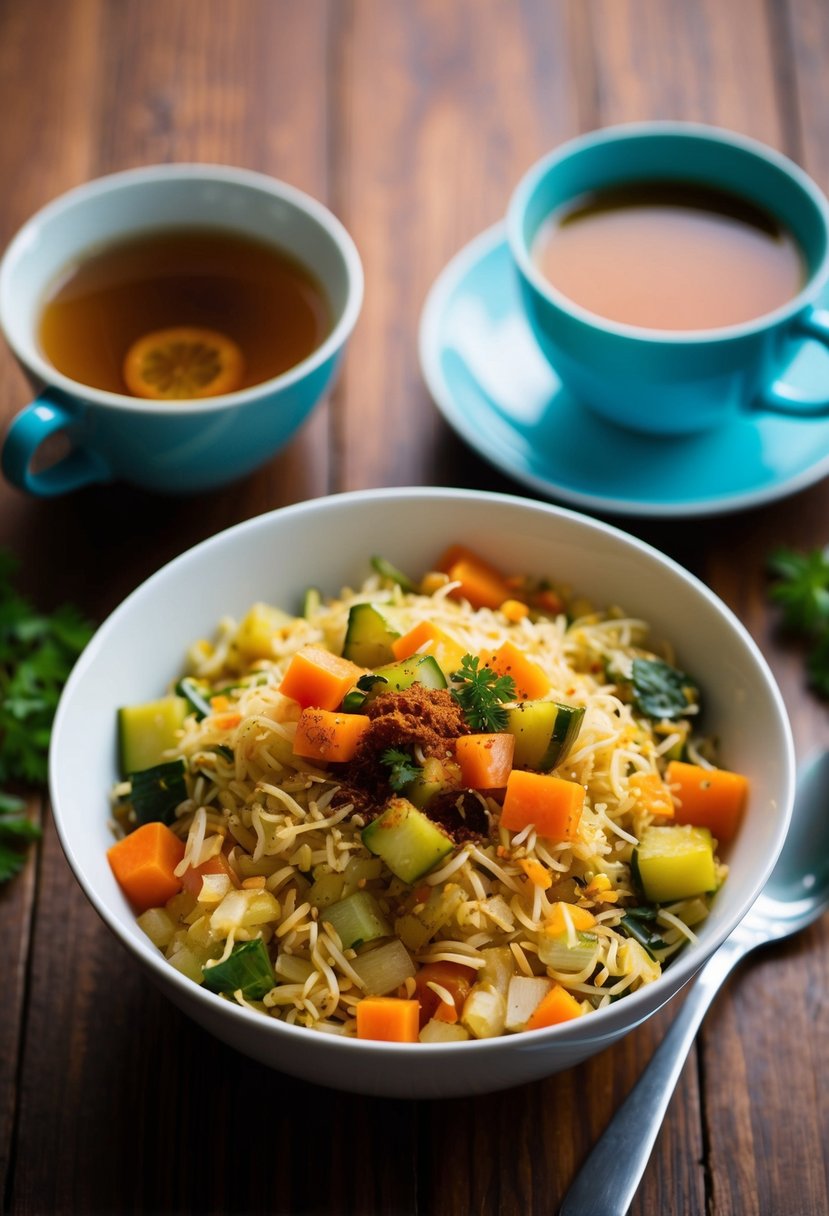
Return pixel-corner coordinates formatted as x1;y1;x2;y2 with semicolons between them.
342;602;400;667
128;758;188;826
619;912;667;959
631;658;697;721
450;654;516;732
370;555;419;594
302;587;322;619
633;824;716;902
362;797;454;883
323;890;391;949
117;695;189;776
201;937;276;999
341;672;389;712
505;699;584;769
175;676;212;721
360;654;447;707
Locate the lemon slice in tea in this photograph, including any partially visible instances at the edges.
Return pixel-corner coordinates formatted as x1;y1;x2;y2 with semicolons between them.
123;326;245;399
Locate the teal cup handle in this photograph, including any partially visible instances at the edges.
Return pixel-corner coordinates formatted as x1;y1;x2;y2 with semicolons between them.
758;306;829;416
1;390;111;495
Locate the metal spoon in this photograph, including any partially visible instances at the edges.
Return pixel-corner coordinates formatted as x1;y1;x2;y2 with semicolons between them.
559;749;829;1216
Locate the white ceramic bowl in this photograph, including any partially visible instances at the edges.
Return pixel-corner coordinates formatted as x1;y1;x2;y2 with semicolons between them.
50;488;795;1097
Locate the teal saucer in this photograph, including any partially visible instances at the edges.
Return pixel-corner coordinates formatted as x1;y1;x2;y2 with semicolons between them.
419;224;829;517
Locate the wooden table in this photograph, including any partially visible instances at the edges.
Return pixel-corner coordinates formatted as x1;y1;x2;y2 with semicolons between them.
2;2;828;1213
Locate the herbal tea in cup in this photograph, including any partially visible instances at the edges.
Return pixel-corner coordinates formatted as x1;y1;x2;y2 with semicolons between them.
0;164;363;495
38;227;331;400
507;123;829;436
532;180;805;332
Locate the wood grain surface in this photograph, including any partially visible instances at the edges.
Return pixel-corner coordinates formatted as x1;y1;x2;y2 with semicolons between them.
1;2;827;1213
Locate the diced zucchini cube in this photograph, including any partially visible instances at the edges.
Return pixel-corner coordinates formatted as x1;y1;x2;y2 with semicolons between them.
634;824;716;902
362;797;454;883
118;695;189;776
342;603;401;667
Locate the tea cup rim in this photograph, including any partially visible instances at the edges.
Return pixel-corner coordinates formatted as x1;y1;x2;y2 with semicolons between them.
0;162;364;413
506;120;829;345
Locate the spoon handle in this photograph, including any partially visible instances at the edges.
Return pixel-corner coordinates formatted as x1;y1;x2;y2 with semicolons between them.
558;934;748;1216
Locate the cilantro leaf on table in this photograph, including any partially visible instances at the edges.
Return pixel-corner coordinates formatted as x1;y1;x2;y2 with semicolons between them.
0;792;41;884
0;550;94;882
768;546;829;636
450;654;516;732
767;546;829;697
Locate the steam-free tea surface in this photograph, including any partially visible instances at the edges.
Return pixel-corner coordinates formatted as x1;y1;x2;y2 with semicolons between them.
38;227;331;396
533;182;805;331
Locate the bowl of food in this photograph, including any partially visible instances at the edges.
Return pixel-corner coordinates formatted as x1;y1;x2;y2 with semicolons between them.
50;487;794;1097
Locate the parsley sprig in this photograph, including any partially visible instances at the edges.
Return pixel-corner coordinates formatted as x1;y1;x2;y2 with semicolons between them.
450;654;516;732
0;550;93;882
768;546;829;696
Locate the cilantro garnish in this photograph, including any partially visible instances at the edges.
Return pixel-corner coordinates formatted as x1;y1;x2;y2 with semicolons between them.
768;547;829;696
380;747;422;792
0;550;94;883
450;654;516;732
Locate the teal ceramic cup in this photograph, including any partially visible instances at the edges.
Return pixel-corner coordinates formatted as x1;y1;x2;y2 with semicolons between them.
507;122;829;435
0;165;363;495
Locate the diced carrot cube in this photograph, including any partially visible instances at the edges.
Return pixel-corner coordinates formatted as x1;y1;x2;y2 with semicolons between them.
391;621;466;673
455;732;515;788
665;761;748;843
500;770;584;841
107;821;185;913
481;641;551;700
356;996;420;1042
278;645;367;710
525;982;583;1030
436;545;512;610
292;708;371;762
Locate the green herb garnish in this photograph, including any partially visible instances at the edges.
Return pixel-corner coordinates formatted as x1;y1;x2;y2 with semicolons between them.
450;653;516;732
0;549;93;883
380;747;422;792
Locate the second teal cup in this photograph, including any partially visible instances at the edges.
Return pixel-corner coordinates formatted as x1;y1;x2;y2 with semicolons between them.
507;122;829;436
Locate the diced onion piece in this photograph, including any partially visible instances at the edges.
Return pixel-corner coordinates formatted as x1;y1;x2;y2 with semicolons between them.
476;946;514;996
537;931;599;971
505;975;553;1031
137;906;176;948
275;953;316;983
209;888;280;935
198;873;232;905
167;946;205;984
461;986;506;1039
350;940;416;995
419;1019;471;1043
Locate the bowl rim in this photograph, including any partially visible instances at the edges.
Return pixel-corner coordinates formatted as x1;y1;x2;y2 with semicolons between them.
49;485;797;1057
